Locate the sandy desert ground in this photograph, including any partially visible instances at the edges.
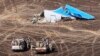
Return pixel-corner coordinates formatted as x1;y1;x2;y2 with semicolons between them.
0;0;100;56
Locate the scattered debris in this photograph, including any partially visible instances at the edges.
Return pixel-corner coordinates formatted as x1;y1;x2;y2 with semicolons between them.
34;38;54;53
32;4;95;24
11;37;31;51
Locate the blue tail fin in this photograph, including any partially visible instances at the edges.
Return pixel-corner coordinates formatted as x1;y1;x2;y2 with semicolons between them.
66;4;95;20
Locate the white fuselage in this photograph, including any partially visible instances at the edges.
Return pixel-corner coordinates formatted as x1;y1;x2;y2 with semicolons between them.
12;45;23;50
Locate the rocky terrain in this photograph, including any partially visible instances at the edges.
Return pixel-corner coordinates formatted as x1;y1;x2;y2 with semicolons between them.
0;0;100;56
